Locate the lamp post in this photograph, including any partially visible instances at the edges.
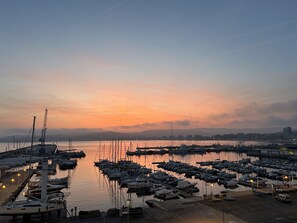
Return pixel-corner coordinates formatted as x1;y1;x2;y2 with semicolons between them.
17;173;21;185
210;183;214;200
205;182;208;199
250;179;254;190
11;178;15;187
1;185;6;204
126;198;131;208
102;211;106;223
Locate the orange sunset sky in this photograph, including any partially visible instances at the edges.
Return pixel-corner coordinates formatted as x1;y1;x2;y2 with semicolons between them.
1;0;297;134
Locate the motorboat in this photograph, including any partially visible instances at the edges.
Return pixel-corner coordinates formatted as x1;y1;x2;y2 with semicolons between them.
58;159;77;170
176;180;199;192
224;179;238;188
28;184;67;197
30;176;68;188
149;171;169;181
127;177;153;190
0;199;66;215
155;189;179;200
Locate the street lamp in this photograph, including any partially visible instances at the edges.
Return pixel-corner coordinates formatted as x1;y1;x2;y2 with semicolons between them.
205;182;208;199
210;183;214;200
11;178;15;187
126;199;131;208
1;185;6;204
17;173;21;185
250;179;254;190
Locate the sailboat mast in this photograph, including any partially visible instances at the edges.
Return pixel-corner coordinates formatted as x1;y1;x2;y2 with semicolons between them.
29;116;36;169
28;116;36;201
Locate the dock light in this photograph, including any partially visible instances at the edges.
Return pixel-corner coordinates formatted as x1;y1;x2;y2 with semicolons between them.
210;183;214;199
17;173;21;184
11;178;15;187
126;199;131;208
250;179;254;189
1;185;6;204
284;176;288;181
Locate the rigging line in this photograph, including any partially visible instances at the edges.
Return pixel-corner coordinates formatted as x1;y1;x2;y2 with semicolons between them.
22;127;33;148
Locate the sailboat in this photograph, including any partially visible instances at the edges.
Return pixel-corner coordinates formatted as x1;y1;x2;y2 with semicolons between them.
0;116;66;217
0;160;66;215
94;142;108;167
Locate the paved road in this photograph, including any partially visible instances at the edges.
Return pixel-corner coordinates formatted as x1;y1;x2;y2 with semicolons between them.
201;191;297;223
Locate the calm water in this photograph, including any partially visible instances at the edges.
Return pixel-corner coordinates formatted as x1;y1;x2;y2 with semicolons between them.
0;140;264;213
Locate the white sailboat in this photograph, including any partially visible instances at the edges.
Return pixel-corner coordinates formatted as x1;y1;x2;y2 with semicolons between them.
0;116;66;216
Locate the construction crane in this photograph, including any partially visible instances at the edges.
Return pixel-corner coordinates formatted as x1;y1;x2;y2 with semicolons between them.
39;109;48;153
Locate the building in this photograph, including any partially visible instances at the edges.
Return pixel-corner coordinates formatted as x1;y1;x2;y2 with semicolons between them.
283;127;292;139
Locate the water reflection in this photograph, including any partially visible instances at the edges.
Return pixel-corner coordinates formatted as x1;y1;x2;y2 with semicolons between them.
0;140;264;212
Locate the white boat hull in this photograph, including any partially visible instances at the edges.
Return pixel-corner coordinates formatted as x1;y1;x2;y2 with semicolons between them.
0;200;65;216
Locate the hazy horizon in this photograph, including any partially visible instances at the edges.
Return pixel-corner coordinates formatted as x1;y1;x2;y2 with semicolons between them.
0;126;288;139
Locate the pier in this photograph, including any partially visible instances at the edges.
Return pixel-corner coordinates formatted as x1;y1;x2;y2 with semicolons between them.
0;169;33;205
127;144;250;156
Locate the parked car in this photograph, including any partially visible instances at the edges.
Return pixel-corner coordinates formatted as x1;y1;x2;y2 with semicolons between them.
275;194;292;203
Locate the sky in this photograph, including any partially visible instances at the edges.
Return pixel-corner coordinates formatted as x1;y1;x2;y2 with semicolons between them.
0;0;297;134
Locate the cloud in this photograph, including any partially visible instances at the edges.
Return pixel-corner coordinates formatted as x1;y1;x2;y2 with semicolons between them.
262;115;297;127
209;99;297;128
258;100;297;114
235;19;297;38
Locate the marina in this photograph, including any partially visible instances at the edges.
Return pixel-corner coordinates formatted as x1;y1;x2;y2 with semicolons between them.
2;0;297;222
0;139;297;222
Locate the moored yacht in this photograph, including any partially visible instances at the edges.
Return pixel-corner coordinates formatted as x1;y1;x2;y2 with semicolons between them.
155;189;179;200
127;177;153;190
0;198;65;216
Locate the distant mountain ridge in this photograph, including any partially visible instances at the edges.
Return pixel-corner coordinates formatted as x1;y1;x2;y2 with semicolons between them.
137;127;283;137
0;127;285;142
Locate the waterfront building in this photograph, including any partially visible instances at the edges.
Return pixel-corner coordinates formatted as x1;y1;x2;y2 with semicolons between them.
283;127;292;139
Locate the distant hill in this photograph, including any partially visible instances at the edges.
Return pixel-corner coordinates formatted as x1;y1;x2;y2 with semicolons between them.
0;127;284;142
134;127;283;137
